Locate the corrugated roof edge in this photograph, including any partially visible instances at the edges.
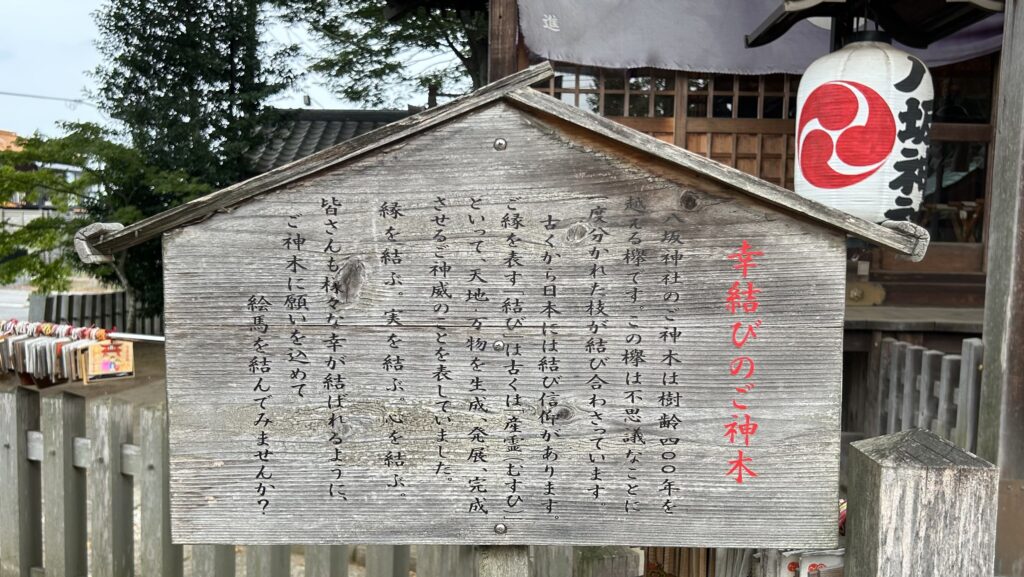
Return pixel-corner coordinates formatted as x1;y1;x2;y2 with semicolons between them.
79;60;926;260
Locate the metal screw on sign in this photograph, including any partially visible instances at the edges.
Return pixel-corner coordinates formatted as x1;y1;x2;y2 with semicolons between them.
493;138;508;151
494;523;508;535
493;340;506;352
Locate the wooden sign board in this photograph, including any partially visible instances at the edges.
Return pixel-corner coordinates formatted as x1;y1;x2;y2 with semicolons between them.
163;103;843;548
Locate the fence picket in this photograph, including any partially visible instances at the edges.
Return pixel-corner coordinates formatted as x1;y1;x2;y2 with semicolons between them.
877;338;895;434
900;346;924;431
886;341;908;434
305;545;348;577
935;355;962;440
955;338;984;452
88;398;135;577
41;393;86;577
0;388;42;577
918;350;943;432
366;545;410;577
140;405;183;577
418;545;476;577
192;545;235;577
246;545;290;577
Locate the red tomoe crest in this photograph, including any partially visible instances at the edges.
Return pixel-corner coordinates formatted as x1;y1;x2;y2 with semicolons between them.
798;81;896;189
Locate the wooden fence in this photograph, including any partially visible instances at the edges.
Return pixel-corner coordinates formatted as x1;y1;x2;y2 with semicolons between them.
27;292;164;336
0;336;988;577
875;336;984;451
0;388;643;577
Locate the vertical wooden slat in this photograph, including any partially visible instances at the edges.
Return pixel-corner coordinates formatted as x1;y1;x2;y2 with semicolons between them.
487;0;518;82
0;388;42;577
886;340;908;434
419;545;475;577
936;355;962;440
918;350;943;432
532;546;572;577
956;338;985;452
41;393;86;577
88;398;135;577
901;346;925;431
246;545;290;577
674;72;688;149
140;405;182;577
192;545;235;577
305;545;348;577
876;337;895;435
366;545;409;577
477;546;528;577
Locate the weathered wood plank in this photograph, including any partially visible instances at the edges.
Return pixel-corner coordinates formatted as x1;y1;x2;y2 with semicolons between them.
366;546;409;577
934;355;961;440
140;405;183;577
531;546;572;577
246;545;290;577
487;0;518;82
917;350;942;432
886;341;908;434
305;545;348;577
846;429;997;577
979;3;1024;572
954;338;983;452
418;546;475;577
900;346;924;431
191;545;235;577
87;398;135;577
163;102;844;548
478;547;529;577
41;393;87;577
0;388;42;577
876;337;896;435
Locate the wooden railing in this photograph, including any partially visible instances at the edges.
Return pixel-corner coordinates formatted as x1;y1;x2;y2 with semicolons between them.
876;337;983;451
0;386;641;577
0;337;990;577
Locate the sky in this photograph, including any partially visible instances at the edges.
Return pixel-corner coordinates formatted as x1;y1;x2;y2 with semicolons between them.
0;0;397;138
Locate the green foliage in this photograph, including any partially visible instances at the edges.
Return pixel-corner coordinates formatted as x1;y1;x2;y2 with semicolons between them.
93;0;296;188
276;0;487;106
0;124;210;313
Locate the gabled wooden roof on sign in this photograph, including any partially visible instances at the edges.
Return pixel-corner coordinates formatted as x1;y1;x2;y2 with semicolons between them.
86;61;924;258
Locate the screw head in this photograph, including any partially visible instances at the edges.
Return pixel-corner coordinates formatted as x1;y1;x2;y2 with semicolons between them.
493;340;505;352
493;138;507;151
494;523;508;535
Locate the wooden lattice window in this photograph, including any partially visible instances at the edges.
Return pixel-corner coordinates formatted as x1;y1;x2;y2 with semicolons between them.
684;73;800;120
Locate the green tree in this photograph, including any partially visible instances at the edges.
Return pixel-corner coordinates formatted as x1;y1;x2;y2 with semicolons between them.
93;0;295;188
276;0;488;106
0;124;210;314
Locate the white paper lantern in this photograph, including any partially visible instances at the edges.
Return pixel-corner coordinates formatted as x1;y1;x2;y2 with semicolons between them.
795;34;933;223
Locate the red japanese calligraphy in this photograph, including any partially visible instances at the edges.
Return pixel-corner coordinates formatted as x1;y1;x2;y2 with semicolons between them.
726;240;764;278
726;450;757;484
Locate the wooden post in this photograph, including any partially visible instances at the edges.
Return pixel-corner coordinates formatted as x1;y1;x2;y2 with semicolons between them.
487;0;518;82
532;546;573;577
418;545;476;577
246;545;290;577
305;545;348;577
477;546;530;577
41;393;87;577
192;545;236;577
979;1;1024;574
139;404;183;577
366;545;409;577
88;398;135;577
846;429;997;577
0;387;42;577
